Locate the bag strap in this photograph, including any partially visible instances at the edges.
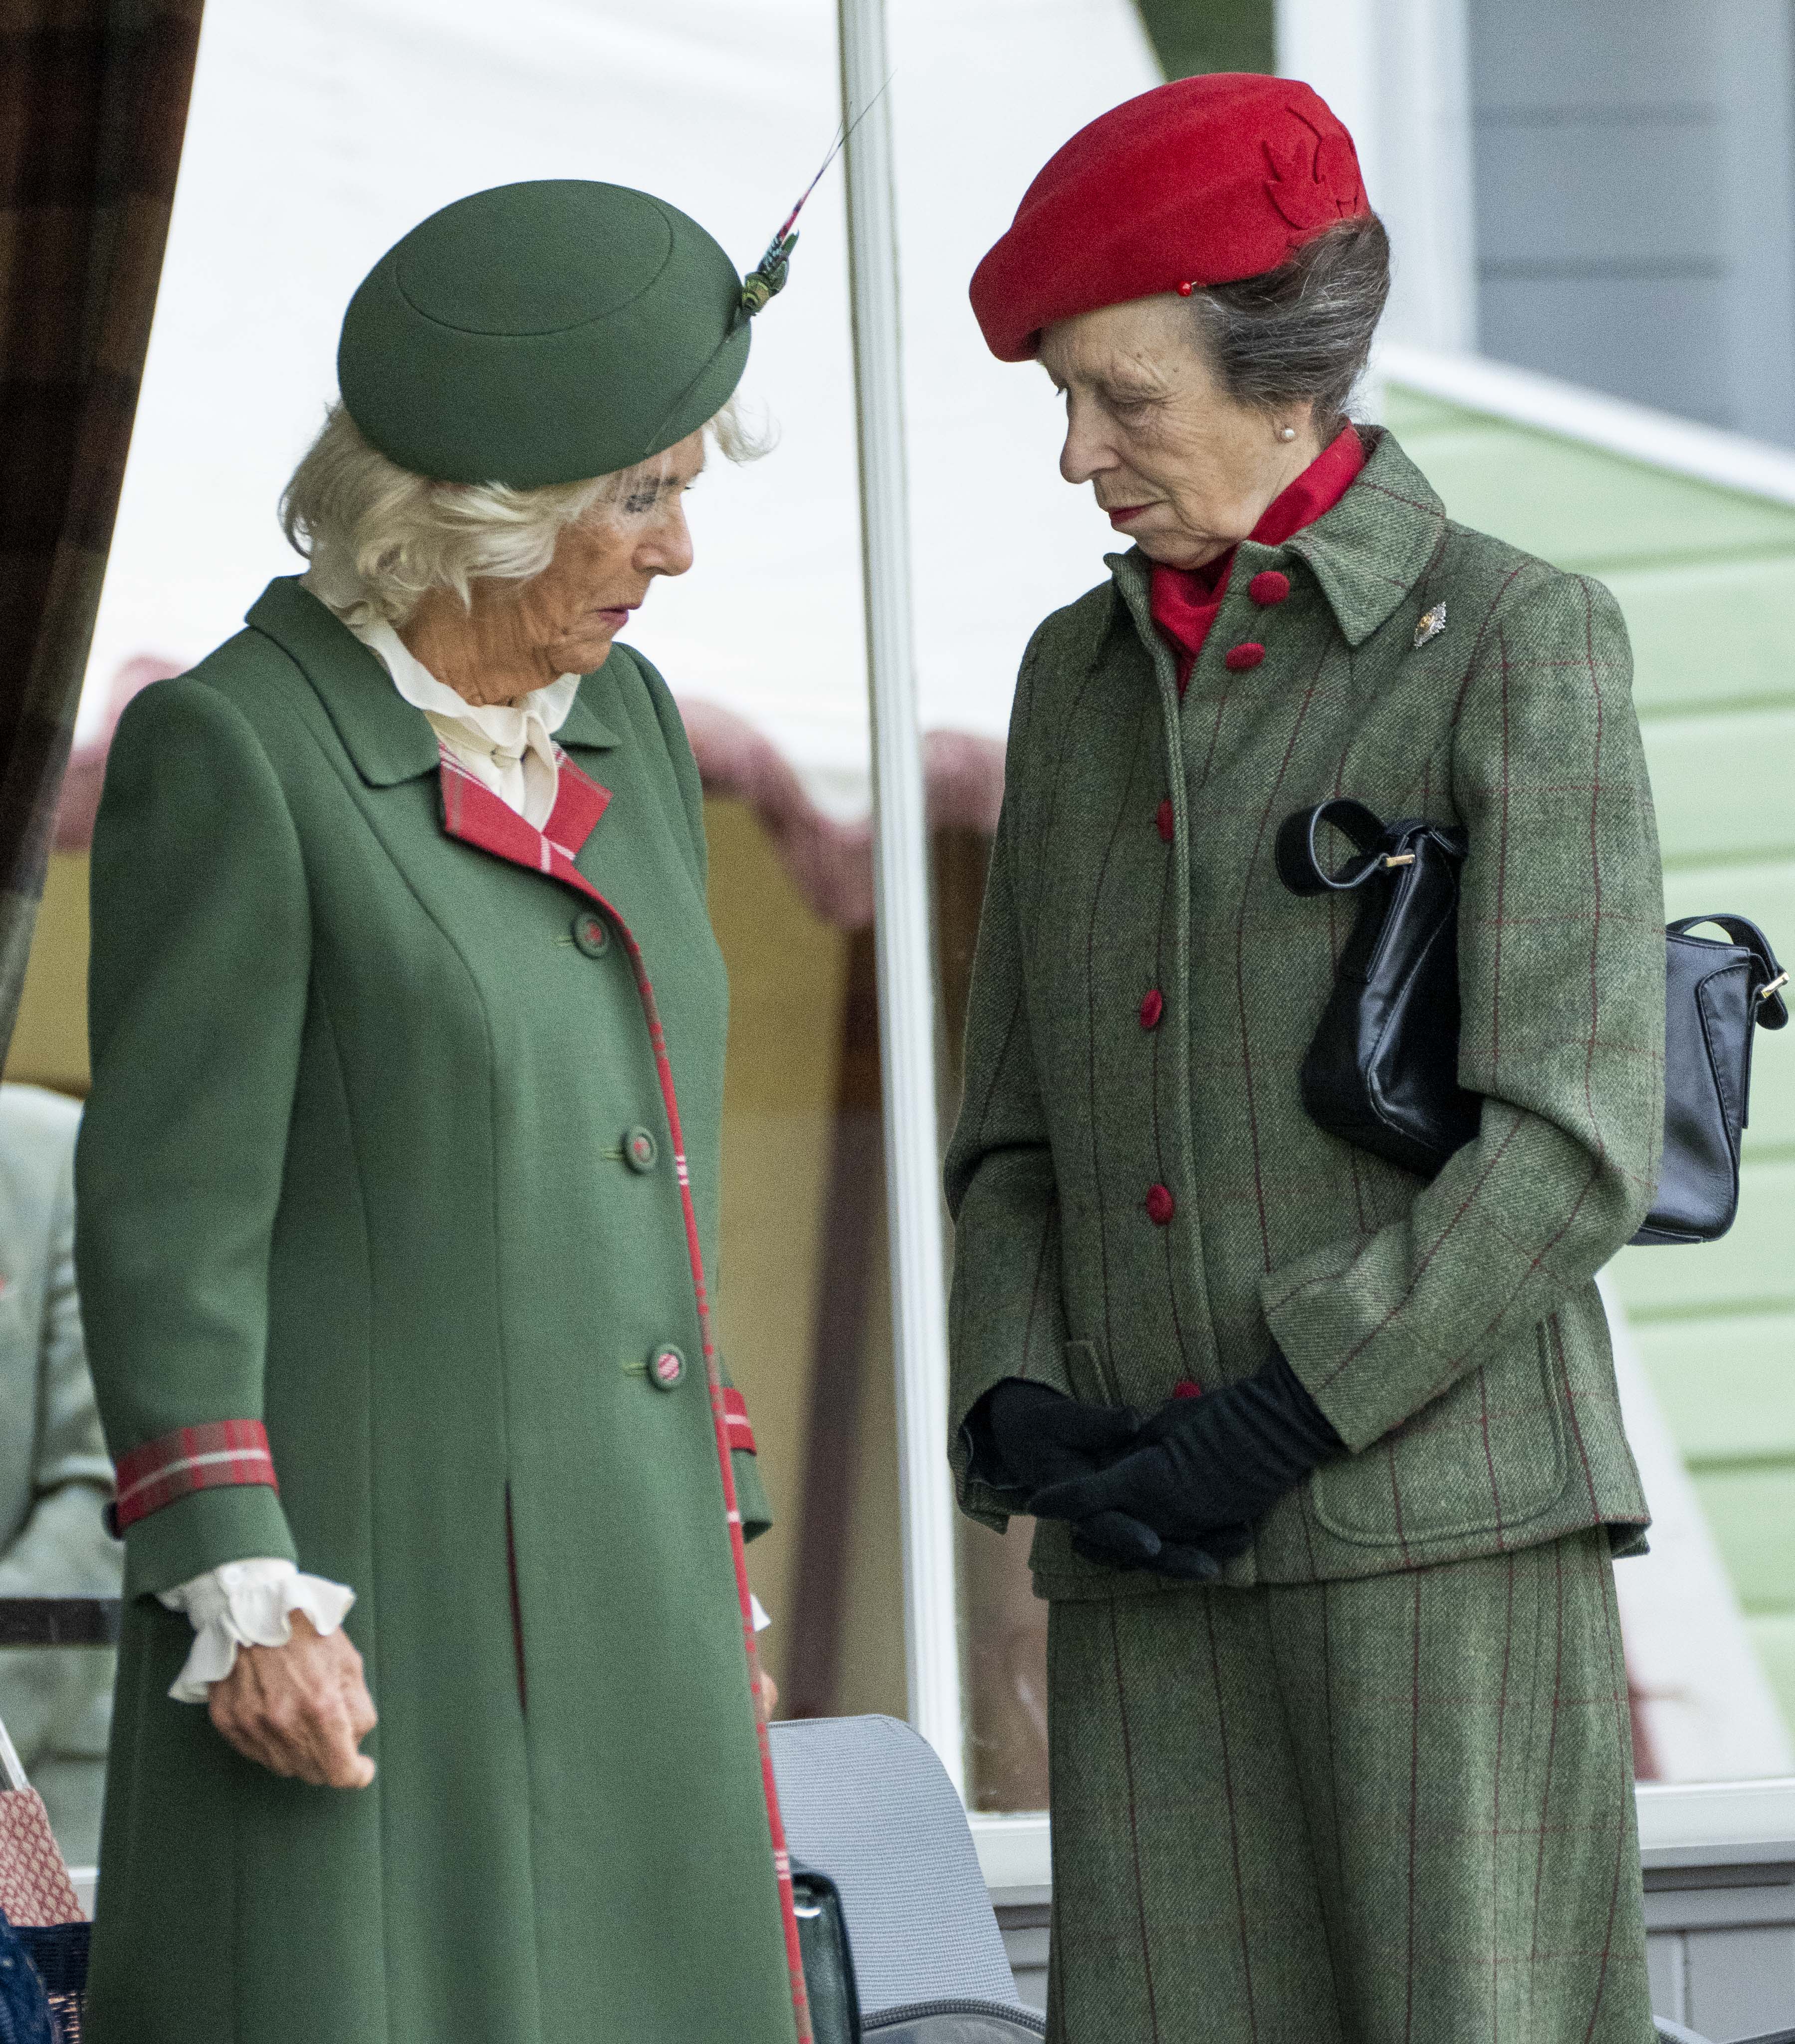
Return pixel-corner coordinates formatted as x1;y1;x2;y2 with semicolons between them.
1669;915;1789;1030
1275;799;1396;896
0;1712;28;1794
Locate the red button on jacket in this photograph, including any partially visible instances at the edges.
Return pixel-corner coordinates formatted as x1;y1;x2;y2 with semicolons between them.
1145;1184;1175;1225
1224;642;1265;672
1155;797;1174;842
1139;989;1164;1030
1248;570;1290;606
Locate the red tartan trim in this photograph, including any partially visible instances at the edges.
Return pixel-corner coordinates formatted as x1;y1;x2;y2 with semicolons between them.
437;745;612;881
112;1420;278;1532
432;754;813;2041
722;1389;757;1455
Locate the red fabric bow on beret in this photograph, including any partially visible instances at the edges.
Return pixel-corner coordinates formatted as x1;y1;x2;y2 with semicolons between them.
970;73;1370;363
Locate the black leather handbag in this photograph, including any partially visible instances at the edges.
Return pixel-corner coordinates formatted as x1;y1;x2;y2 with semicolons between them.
1275;800;1789;1244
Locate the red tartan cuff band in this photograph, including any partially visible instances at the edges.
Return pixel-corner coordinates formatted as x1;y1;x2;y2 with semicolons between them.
722;1389;757;1456
111;1421;280;1534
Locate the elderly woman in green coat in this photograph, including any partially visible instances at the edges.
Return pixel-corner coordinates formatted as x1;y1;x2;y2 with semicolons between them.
948;78;1664;2044
76;182;811;2044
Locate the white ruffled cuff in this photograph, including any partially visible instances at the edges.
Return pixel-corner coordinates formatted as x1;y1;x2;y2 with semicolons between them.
157;1558;356;1704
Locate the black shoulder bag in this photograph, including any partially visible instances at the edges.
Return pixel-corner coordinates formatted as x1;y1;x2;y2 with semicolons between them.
1275;799;1789;1245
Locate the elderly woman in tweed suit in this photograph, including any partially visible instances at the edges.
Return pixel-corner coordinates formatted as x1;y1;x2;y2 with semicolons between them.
947;77;1664;2044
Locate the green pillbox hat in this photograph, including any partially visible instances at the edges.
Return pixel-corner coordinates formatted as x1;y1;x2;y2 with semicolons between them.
338;180;751;489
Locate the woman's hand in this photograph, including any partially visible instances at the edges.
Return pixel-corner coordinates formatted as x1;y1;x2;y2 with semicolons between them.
1030;1352;1341;1552
757;1668;778;1722
208;1611;378;1788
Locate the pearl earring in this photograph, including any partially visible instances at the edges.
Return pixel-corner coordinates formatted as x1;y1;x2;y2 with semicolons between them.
1278;425;1297;442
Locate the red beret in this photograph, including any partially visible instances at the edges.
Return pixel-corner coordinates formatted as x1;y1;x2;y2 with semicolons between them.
970;74;1370;362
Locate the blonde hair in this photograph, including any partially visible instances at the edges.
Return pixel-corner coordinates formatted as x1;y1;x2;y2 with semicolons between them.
280;398;767;628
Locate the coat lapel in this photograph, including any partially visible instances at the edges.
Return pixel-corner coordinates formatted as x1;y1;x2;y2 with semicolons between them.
1102;428;1451;668
246;578;442;786
248;575;624;903
437;745;613;903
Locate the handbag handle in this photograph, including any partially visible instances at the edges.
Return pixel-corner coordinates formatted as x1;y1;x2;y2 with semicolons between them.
1668;914;1789;1029
1275;799;1397;896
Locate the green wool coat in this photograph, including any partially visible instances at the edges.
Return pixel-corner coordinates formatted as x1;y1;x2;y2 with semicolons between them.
946;426;1665;1596
75;580;802;2044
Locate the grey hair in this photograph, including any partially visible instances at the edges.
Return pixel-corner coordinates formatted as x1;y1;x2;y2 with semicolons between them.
1187;214;1390;432
279;397;769;629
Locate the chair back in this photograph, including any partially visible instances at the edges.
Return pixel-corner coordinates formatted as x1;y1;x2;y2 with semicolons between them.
768;1715;1023;2019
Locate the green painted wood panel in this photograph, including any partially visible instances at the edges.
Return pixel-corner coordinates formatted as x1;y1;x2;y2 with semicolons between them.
1382;388;1467;437
1603;557;1795;716
1634;1312;1795;1463
1751;1617;1795;1718
1687;1467;1795;1611
1743;1039;1795;1158
1380;421;1795;570
1608;1161;1795;1320
1662;858;1795;943
1641;711;1795;868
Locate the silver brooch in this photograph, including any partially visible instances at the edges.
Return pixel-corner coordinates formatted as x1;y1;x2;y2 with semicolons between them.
1413;602;1447;650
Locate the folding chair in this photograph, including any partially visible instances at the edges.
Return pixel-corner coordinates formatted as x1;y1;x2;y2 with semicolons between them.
769;1714;1045;2040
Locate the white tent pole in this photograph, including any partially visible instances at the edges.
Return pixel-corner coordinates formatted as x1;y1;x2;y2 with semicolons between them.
836;0;966;1793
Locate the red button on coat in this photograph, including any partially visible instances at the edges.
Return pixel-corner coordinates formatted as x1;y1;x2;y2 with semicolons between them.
1139;989;1164;1030
1145;1184;1175;1225
1172;1378;1204;1400
1224;642;1265;672
1155;798;1174;842
1248;570;1290;606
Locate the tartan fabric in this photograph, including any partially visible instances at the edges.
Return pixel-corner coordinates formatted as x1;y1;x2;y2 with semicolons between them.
437;739;611;867
0;0;203;1062
723;1388;758;1455
112;1417;277;1531
1044;1531;1654;2044
0;1787;82;1926
945;427;1663;1594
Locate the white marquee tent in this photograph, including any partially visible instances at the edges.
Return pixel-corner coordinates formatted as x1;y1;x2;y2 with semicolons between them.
85;0;1162;813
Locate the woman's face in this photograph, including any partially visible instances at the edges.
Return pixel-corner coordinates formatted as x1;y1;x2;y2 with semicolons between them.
410;430;707;703
509;429;707;676
1038;296;1320;571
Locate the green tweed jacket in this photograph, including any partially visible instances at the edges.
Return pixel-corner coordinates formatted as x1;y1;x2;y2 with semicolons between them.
945;428;1666;1596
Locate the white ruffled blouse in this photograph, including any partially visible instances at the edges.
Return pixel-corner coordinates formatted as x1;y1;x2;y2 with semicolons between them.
161;556;767;1704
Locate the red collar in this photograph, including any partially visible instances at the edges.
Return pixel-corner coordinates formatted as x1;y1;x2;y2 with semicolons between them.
437;744;613;901
1149;425;1366;686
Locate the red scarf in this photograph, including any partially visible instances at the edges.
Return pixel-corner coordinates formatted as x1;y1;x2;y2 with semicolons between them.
1149;425;1366;692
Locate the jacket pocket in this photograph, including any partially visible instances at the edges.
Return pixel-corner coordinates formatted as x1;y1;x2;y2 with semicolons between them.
1310;1320;1568;1546
1063;1339;1120;1405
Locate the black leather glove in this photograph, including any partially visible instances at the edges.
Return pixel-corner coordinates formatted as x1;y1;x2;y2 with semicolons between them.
964;1380;1235;1581
1028;1351;1343;1549
963;1378;1137;1495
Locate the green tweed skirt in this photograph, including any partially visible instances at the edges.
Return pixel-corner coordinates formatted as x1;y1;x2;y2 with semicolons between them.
1044;1531;1654;2044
